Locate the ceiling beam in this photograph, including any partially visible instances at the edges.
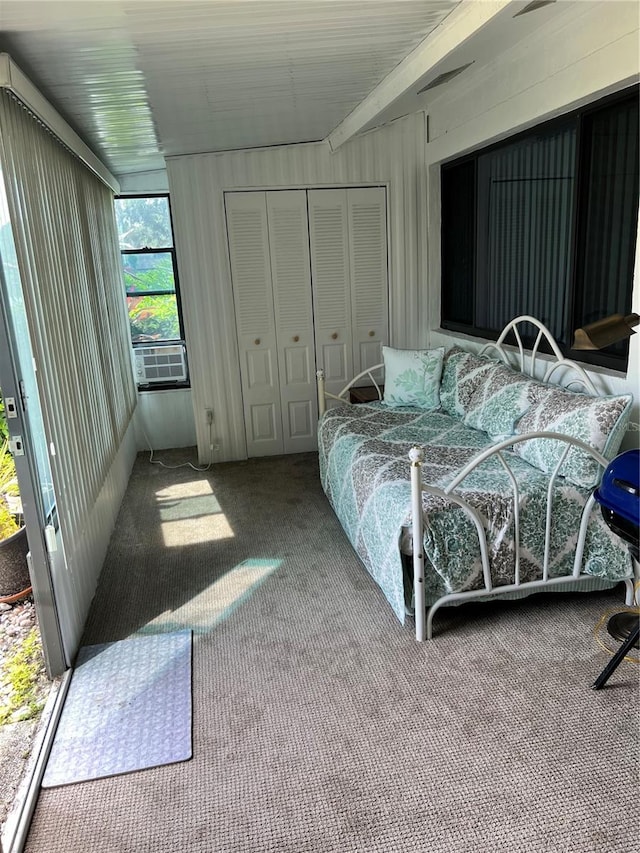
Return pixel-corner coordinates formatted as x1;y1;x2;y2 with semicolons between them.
327;0;515;151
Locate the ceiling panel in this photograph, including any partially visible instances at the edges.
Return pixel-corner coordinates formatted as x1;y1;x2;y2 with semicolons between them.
0;0;460;177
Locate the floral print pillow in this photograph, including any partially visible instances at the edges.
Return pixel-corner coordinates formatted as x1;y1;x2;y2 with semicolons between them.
439;347;498;419
382;346;444;409
463;362;533;439
513;382;633;488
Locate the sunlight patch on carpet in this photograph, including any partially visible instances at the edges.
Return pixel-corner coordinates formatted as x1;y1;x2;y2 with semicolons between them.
161;513;235;545
155;480;235;544
142;558;282;634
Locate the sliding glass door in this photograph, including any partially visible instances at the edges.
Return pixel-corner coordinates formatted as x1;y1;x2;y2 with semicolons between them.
0;176;67;676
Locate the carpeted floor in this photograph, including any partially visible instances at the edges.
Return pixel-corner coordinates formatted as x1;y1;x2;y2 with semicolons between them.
24;450;639;852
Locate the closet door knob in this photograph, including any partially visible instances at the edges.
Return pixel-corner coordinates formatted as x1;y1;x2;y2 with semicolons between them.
254;338;261;346
331;332;338;340
368;330;375;337
293;335;300;342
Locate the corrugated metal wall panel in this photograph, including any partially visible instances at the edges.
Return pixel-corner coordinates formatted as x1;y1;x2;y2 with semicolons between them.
167;113;427;463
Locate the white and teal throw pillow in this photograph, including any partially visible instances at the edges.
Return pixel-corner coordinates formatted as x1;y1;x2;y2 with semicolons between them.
463;362;532;439
513;382;633;488
439;347;498;420
382;346;444;410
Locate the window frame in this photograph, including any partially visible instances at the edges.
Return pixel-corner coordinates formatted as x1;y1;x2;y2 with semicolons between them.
439;86;639;372
116;193;190;390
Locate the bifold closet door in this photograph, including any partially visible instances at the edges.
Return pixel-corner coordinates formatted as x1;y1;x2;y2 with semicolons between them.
266;191;317;453
308;189;353;399
226;190;317;457
226;191;283;456
228;187;388;456
348;187;388;380
308;187;388;399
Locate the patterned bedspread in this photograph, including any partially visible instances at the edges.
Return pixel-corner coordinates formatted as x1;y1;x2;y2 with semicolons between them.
318;403;632;623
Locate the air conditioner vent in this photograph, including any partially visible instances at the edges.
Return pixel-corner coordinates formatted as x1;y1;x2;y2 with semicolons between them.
514;0;556;18
416;62;474;95
134;343;188;386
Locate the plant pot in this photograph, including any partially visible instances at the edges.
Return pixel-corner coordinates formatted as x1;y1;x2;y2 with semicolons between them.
0;526;30;599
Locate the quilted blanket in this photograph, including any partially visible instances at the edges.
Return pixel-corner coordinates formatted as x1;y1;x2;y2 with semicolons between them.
318;403;632;623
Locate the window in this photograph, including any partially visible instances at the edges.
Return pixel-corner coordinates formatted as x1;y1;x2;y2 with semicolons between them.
114;195;189;387
440;88;639;370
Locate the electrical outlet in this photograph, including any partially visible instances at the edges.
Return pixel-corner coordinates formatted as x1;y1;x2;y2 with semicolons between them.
205;408;214;425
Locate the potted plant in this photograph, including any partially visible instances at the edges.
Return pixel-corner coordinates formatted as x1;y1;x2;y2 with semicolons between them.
0;395;30;601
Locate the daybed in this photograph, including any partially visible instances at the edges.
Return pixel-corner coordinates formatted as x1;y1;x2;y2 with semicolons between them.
316;316;636;640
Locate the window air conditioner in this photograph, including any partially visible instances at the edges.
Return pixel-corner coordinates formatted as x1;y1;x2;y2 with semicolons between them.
134;343;188;385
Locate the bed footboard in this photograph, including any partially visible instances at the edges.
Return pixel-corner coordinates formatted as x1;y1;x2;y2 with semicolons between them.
408;433;626;641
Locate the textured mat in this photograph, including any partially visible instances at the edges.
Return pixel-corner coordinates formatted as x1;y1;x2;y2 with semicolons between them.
42;631;192;788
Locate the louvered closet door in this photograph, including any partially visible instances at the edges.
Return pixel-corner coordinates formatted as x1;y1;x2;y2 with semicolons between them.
348;187;388;380
308;189;353;399
266;191;318;453
226;192;283;456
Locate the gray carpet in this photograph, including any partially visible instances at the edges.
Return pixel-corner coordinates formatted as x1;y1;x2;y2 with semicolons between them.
25;450;639;852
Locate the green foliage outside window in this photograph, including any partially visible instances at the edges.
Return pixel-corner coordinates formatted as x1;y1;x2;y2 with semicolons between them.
128;295;180;342
123;254;174;294
0;393;21;539
0;627;47;725
123;252;180;342
0;395;8;442
115;196;172;249
115;196;183;345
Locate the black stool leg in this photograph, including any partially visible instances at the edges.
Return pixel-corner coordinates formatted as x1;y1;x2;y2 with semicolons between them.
592;621;640;690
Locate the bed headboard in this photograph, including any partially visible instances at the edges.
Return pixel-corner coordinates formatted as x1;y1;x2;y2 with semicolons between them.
317;315;603;417
478;315;600;396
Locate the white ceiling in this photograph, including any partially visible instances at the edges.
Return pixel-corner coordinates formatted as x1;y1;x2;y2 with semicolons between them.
0;0;572;180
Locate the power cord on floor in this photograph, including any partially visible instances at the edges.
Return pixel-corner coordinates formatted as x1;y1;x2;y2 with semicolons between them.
593;580;640;665
141;422;214;472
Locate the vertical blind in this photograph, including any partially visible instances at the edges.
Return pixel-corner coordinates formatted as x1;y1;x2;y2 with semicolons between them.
477;125;576;345
576;98;639;330
440;88;639;369
0;90;136;548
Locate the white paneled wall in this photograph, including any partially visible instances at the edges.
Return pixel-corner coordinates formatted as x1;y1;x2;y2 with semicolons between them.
167;113;427;462
135;389;197;452
425;2;639;162
61;421;137;657
423;1;640;447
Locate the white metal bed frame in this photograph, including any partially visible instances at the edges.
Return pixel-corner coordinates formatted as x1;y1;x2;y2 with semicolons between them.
317;316;635;640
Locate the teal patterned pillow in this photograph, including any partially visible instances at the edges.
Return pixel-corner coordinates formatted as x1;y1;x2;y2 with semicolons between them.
513;382;633;487
439;347;498;419
382;346;444;409
463;362;532;439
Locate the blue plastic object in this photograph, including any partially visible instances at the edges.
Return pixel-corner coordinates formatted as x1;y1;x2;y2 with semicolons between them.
594;448;640;528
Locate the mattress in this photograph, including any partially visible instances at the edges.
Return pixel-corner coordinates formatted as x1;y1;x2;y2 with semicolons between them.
318;402;632;623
